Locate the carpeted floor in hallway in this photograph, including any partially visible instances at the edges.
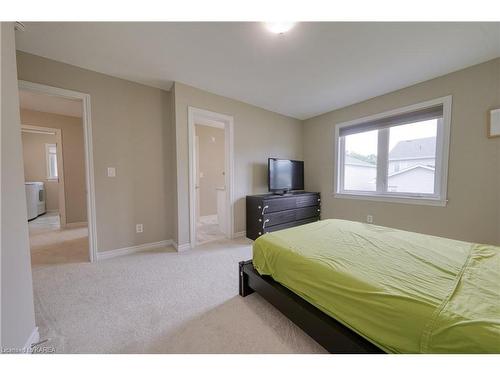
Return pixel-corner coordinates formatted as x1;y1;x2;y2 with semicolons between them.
31;237;326;353
29;212;89;267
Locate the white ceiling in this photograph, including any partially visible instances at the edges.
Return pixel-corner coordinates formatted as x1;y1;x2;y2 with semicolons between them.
19;89;83;118
15;22;500;120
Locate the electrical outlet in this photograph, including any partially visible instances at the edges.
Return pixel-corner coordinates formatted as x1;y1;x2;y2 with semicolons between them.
366;215;373;224
136;224;143;233
107;167;116;177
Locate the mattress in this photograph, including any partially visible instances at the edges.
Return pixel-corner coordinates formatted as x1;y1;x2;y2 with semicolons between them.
252;219;500;353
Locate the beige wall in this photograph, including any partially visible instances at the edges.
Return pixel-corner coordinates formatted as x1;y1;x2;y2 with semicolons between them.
21;131;59;211
21;109;87;223
303;58;500;245
17;51;174;252
195;125;225;216
1;22;36;350
14;42;499;253
173;82;303;245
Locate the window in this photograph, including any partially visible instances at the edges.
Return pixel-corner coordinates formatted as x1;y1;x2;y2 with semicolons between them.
334;96;451;206
45;143;58;180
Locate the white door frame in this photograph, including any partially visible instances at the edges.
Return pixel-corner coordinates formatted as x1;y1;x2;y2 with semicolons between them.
188;106;234;247
194;134;201;223
21;124;67;226
19;80;98;263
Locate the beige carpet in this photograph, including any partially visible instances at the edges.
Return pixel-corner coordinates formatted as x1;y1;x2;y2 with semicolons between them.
29;212;89;267
32;237;326;353
196;215;226;244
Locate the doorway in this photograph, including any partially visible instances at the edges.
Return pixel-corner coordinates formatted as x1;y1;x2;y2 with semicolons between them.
188;107;234;247
18;80;97;263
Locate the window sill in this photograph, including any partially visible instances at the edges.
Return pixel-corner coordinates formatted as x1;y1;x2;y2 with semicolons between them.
46;177;59;182
333;192;447;207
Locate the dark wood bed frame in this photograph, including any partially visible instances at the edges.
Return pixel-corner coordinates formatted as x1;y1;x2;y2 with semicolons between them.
239;260;384;354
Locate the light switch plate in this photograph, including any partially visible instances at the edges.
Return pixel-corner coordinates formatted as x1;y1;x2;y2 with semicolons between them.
136;224;143;233
107;167;116;177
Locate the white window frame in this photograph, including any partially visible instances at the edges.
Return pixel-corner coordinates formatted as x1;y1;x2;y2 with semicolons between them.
333;96;452;206
45;143;59;181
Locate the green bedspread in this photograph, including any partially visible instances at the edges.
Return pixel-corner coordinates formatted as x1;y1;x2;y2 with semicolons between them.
253;219;500;353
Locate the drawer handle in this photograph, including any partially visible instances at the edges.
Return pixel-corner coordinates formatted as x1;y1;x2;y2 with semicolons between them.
261;205;269;215
262;218;270;229
317;208;320;212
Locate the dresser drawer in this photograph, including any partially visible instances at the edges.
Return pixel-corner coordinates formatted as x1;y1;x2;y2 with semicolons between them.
264;217;319;234
262;193;320;213
246;192;321;241
294;194;321;208
262;206;320;227
262;197;297;213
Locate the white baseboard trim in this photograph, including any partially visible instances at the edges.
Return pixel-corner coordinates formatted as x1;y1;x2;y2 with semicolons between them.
23;326;39;354
97;239;173;260
232;230;246;239
63;221;87;229
172;241;191;252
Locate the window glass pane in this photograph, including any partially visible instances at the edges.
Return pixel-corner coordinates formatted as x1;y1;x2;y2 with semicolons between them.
343;130;378;191
49;154;58;177
387;119;437;194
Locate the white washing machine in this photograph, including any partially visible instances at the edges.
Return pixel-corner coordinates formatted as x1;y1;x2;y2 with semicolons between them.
25;182;46;221
35;182;46;215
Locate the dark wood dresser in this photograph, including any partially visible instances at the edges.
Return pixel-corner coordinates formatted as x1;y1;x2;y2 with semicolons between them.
246;192;321;240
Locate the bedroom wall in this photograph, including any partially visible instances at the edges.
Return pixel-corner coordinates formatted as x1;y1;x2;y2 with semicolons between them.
173;82;303;246
20;110;87;224
0;22;37;351
16;51;174;253
303;58;500;245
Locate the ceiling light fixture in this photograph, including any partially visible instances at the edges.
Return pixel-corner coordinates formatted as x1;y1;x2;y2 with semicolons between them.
264;22;296;34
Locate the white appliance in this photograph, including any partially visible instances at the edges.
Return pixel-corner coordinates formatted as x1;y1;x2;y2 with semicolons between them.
25;182;46;220
35;182;46;215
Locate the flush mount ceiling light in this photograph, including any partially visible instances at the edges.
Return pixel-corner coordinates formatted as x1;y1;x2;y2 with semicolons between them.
264;22;296;34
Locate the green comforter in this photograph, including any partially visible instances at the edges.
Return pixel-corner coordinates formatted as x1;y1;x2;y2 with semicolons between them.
253;219;500;353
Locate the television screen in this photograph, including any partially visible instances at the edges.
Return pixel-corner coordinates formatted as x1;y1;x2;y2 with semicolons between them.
268;158;304;192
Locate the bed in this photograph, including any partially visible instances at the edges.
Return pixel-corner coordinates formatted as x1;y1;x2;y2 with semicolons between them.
239;219;500;353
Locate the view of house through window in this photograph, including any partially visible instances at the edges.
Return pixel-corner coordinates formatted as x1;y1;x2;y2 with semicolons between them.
342;119;438;195
336;98;450;204
344;129;377;191
388;120;437;194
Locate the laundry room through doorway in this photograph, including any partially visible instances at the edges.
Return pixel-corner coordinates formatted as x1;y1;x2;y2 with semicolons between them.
19;87;89;266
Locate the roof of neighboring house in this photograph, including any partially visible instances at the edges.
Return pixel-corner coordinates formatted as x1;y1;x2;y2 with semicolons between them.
389;137;436;160
388;164;435;178
345;155;376;167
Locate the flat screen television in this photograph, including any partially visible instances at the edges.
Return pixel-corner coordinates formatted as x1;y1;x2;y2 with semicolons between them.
268;158;304;194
